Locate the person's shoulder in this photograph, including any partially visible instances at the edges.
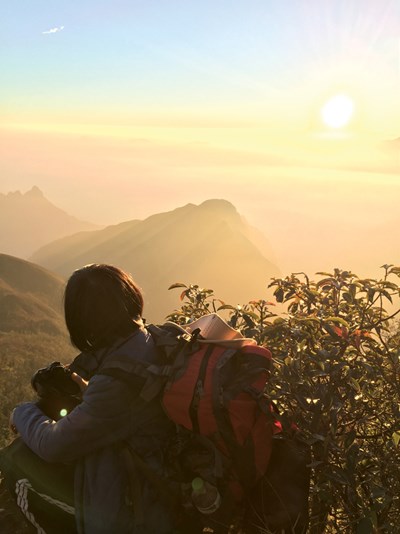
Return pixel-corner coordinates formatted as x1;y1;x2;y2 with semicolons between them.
110;327;157;362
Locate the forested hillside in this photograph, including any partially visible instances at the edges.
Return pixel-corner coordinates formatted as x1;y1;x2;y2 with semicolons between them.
0;255;74;446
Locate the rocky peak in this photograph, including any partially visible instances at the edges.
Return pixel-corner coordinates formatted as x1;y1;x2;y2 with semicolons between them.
25;186;44;199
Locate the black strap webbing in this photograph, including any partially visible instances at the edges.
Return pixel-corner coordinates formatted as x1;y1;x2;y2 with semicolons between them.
123;443;180;521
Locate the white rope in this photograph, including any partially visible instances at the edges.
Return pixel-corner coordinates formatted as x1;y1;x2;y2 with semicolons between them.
15;478;75;533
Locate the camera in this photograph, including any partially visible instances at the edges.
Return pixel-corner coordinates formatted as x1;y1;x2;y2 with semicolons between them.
31;361;82;420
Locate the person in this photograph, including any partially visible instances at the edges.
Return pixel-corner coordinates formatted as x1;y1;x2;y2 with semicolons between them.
9;264;177;534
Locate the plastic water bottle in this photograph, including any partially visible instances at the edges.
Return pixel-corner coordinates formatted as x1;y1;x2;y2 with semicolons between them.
191;477;221;515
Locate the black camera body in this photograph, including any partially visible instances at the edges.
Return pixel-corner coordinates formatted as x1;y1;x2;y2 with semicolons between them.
31;361;82;421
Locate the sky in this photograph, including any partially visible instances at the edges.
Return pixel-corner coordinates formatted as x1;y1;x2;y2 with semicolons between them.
1;0;399;276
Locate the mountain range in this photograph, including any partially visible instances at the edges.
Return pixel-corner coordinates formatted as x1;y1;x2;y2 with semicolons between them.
0;196;281;438
30;198;280;321
0;186;98;258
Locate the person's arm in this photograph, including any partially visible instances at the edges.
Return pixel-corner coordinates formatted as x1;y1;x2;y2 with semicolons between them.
12;374;134;463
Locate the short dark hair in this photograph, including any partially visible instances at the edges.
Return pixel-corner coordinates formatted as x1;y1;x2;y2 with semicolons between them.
64;264;144;352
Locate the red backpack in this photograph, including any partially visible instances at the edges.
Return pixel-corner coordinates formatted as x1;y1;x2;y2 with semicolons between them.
154;326;276;494
100;315;280;528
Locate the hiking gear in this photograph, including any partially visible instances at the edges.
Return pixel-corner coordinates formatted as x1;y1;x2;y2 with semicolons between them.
191;478;221;514
99;314;279;532
31;361;82;421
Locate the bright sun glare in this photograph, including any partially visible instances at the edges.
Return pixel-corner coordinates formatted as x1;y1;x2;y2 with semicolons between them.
321;94;355;129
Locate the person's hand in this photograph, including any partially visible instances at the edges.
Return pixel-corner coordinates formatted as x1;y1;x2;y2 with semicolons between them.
9;409;18;435
71;372;89;393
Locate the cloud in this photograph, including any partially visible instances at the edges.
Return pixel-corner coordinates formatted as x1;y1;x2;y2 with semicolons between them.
42;26;64;35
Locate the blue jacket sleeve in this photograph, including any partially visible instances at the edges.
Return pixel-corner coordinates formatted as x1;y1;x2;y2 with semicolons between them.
12;375;134;463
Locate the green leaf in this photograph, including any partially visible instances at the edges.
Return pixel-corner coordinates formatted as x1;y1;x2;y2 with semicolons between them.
349;283;358;296
243;310;259;321
345;429;357;448
325;316;350;328
296;317;320;324
392;431;400;447
275;287;284;303
381;289;393;303
217;304;237;311
242;313;255;328
316;278;334;288
168;283;187;290
343;292;353;303
349;378;361;392
381;281;398;290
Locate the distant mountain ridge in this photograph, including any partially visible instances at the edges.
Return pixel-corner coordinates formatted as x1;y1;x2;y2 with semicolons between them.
0;186;99;258
31;199;280;321
0;253;66;335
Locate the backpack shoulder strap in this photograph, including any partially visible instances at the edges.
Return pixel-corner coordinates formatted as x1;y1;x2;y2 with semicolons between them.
147;323;199;351
97;322;198;401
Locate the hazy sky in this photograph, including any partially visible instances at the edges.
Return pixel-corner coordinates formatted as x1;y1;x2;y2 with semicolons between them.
2;0;399;130
1;0;399;276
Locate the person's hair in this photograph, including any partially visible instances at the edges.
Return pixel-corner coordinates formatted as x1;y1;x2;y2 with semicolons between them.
64;264;144;352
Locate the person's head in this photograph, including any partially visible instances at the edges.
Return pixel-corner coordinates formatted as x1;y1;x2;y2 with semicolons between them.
64;264;144;352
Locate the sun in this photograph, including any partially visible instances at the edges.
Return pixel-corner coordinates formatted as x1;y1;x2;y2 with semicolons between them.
321;94;355;129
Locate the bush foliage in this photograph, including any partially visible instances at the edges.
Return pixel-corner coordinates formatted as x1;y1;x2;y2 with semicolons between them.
166;266;400;533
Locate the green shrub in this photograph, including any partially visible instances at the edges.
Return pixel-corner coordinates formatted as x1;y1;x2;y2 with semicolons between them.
167;267;400;533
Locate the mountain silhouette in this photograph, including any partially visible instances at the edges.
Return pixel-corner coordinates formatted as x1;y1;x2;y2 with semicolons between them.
30;199;280;321
0;187;99;258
